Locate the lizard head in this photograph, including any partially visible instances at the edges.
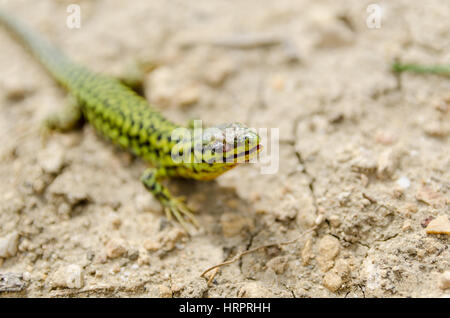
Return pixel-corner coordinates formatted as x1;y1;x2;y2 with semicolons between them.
200;122;262;165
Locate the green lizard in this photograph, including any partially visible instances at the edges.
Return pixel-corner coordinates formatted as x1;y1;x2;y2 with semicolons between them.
0;10;262;230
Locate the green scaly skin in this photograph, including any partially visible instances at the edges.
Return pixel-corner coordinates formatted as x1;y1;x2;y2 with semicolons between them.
0;10;262;231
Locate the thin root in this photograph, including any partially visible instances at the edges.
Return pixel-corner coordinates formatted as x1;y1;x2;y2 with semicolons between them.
200;225;318;281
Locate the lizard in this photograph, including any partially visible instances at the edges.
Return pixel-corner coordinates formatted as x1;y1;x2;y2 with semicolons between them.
0;10;262;231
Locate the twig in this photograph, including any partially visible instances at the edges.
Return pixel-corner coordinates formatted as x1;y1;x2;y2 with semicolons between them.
362;192;377;204
200;225;318;280
392;62;450;77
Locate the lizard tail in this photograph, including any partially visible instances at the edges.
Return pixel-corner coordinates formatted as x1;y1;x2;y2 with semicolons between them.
0;9;76;87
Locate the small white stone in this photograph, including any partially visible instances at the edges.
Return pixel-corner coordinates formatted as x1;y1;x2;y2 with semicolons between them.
106;239;127;259
315;215;325;225
337;192;351;206
0;231;20;258
66;264;84;289
396;176;411;189
131;264;139;270
439;271;450;290
22;272;32;281
377;149;399;179
39;143;65;174
51;264;84;289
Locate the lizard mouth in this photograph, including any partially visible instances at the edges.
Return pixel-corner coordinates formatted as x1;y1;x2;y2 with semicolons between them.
204;144;262;164
224;144;262;163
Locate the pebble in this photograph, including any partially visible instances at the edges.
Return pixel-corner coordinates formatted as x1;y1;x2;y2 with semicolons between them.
176;84;200;107
111;264;121;274
138;254;150;266
396;176;411;189
65;264;84;288
0;231;20;258
402;220;412;232
0;273;26;292
131;264;139;270
392;187;405;199
38;143;65;174
376;149;399;179
422;238;440;254
22;272;31;281
127;249;139;261
322;271;342;292
328;215;341;227
392;187;404;199
106;239;127;259
315;214;325;226
143;239;161;252
316;235;340;272
402;203;418;215
337;192;351;206
425;215;450;235
51;264;84;289
421;216;435;228
334;259;350;277
159;285;172;298
374;130;398;145
111;217;122;230
439;271;450;290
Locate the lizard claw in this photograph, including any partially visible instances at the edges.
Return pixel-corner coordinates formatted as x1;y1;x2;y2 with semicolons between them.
164;197;199;233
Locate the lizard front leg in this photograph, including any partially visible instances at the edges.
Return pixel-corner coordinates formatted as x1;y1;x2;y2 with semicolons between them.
40;95;83;145
140;167;198;231
42;95;83;132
